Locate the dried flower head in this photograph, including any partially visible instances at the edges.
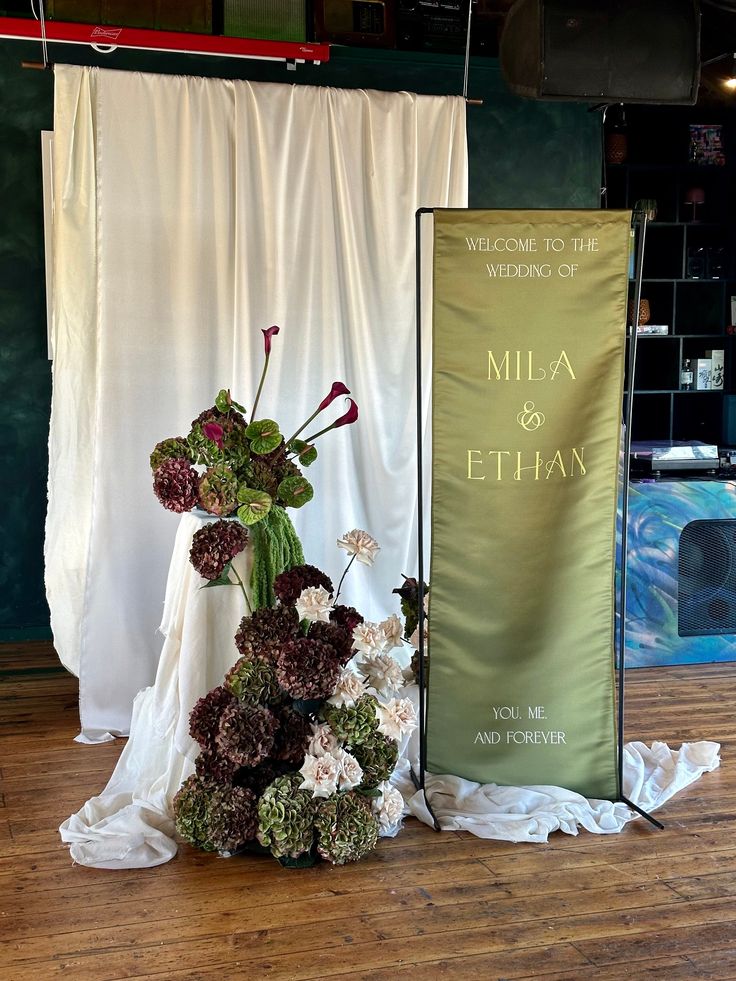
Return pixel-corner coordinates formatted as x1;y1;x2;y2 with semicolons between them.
234;605;300;661
189;686;237;751
307;621;354;665
189;519;249;581
150;437;192;473
173;774;216;851
216;702;280;767
224;655;280;706
273;564;334;607
257;773;315;860
275;637;341;700
197;464;239;516
153;457;199;513
314;791;378;865
330;604;364;635
351;731;399;788
206;785;258;853
270;706;313;766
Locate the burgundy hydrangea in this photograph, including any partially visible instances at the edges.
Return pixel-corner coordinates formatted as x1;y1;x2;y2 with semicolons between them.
270;706;313;766
195;745;239;785
189;685;237;751
308;621;354;665
207;785;259;853
330;604;364;634
275;637;342;700
273;564;335;606
233;761;286;796
216;702;280;767
189;520;249;581
234;605;300;661
153;457;199;513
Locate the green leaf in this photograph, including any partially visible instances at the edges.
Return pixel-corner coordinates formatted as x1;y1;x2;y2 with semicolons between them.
356;786;382;799
246;419;283;455
231;398;246;413
236;488;273;525
277;475;314;509
288;439;318;467
215;389;230;413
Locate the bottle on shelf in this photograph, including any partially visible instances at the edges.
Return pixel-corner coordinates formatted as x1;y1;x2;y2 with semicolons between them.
680;358;693;391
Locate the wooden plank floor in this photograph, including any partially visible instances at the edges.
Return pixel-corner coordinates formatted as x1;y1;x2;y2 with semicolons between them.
1;643;734;981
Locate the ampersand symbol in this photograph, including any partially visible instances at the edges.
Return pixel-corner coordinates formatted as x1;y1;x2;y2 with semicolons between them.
517;401;546;431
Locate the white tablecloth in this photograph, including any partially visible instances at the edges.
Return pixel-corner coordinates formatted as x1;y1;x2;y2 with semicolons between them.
59;514;721;868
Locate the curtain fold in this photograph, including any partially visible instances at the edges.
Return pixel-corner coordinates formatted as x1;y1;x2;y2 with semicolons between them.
46;66;467;736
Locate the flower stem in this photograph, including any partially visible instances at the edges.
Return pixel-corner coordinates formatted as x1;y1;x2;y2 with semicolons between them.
250;353;270;422
230;564;253;614
286;408;321;446
334;553;356;604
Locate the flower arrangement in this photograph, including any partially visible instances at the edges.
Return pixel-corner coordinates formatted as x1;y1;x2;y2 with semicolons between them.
173;529;416;867
149;326;359;607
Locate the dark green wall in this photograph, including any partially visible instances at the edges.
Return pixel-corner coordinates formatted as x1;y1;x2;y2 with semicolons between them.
0;40;600;640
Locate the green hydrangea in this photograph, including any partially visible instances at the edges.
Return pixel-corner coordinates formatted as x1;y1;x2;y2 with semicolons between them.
321;695;379;746
150;437;192;472
257;773;315;859
197;464;239;516
352;731;399;788
173;774;216;851
224;655;280;705
314;791;379;865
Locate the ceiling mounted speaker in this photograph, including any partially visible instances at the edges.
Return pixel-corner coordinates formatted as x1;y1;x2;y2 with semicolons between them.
500;0;701;104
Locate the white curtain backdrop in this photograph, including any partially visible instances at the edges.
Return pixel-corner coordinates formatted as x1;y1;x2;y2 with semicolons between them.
45;65;467;737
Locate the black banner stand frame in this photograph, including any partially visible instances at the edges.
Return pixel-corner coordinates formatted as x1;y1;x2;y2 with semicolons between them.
411;207;662;832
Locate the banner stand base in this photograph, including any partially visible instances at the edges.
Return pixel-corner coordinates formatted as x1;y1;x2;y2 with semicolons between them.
619;794;664;830
410;766;441;831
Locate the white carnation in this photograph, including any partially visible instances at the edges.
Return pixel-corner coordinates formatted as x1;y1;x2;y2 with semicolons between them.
375;697;418;742
379;613;403;651
352;621;386;656
336;529;380;566
327;668;367;708
372;780;405;834
298;753;340;799
334;748;364;791
358;651;404;696
295;586;333;624
308;723;339;758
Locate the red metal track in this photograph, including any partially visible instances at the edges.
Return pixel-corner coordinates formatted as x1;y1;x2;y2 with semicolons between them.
0;16;330;63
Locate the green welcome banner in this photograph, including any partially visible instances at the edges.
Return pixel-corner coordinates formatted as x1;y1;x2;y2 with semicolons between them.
427;209;630;800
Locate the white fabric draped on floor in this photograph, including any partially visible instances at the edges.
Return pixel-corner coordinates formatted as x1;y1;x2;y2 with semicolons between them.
46;65;468;738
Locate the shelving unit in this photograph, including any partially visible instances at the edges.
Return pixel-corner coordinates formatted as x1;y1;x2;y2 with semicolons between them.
605;106;736;445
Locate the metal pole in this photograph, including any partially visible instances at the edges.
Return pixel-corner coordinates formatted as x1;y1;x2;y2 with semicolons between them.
617;210;663;829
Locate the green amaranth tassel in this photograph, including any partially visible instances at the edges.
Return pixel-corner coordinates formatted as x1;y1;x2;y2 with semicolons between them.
249;506;305;609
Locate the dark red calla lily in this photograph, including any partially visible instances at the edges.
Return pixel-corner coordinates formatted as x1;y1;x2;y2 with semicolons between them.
303;399;359;444
203;422;224;449
332;398;359;428
318;381;350;412
262;325;280;356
